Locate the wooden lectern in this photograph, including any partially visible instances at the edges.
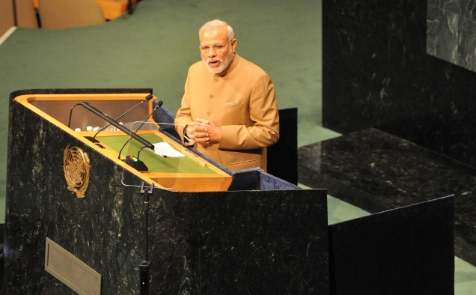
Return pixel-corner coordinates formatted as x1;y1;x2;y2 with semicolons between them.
3;89;329;294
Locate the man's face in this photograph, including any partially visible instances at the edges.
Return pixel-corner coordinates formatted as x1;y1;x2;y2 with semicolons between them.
199;26;237;74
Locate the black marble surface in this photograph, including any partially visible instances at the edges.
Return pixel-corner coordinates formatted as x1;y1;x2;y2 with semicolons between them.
147;190;328;294
267;107;298;185
4;89;329;294
322;0;476;168
298;128;476;266
330;196;454;295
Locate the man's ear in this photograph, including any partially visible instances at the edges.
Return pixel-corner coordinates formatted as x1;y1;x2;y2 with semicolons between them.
231;39;237;53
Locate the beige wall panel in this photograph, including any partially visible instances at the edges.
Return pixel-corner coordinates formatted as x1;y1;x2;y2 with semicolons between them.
16;0;38;28
0;0;15;37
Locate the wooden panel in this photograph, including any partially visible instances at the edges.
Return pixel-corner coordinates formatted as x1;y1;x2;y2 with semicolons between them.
0;0;14;36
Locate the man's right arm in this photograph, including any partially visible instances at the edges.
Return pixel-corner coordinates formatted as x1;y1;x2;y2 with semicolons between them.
175;69;193;143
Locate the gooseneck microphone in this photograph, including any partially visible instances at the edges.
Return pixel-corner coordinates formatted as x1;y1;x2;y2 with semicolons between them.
67;93;154;130
80;102;155;150
93;93;154;138
67;103;82;128
118;99;163;160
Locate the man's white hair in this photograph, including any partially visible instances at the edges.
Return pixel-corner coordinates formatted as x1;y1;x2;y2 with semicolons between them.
199;19;234;40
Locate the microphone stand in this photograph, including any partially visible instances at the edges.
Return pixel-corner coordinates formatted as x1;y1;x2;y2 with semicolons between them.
117;100;163;160
80;102;155;150
67;94;153;132
139;182;153;295
93;94;153;139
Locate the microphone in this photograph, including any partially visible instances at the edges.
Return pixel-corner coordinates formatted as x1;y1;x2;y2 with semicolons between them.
67;103;82;128
80;102;155;150
93;93;154;138
118;99;163;160
153;99;163;111
152;99;163;123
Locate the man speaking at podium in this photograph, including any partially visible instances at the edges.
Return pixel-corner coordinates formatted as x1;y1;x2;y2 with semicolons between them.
175;19;280;172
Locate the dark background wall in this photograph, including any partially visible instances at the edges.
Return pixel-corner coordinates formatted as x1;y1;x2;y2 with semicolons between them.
322;0;476;167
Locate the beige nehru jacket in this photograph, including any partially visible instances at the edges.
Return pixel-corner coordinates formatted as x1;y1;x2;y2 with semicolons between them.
175;54;280;171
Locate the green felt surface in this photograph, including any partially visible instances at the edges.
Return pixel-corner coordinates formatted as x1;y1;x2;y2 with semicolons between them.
99;133;217;174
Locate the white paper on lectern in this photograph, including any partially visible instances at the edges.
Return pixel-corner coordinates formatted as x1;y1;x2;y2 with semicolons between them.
153;142;185;157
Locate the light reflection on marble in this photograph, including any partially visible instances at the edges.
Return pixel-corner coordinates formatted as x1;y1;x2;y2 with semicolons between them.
427;0;476;72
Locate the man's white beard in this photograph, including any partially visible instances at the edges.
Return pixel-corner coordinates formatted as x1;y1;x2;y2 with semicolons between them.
204;49;234;74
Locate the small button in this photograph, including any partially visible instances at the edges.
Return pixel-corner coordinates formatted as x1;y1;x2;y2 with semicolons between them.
209;95;214;99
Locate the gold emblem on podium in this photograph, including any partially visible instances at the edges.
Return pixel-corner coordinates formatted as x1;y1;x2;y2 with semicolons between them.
64;145;91;198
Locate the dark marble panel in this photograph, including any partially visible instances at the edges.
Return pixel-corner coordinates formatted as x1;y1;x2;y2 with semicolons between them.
330;196;454;295
323;1;429;133
323;0;476;168
267;108;298;185
4;89;329;294
259;170;300;190
5;90;149;294
227;169;261;190
228;168;300;191
298;128;476;266
147;189;328;294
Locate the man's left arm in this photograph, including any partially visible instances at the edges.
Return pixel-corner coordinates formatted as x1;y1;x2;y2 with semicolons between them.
219;74;280;150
